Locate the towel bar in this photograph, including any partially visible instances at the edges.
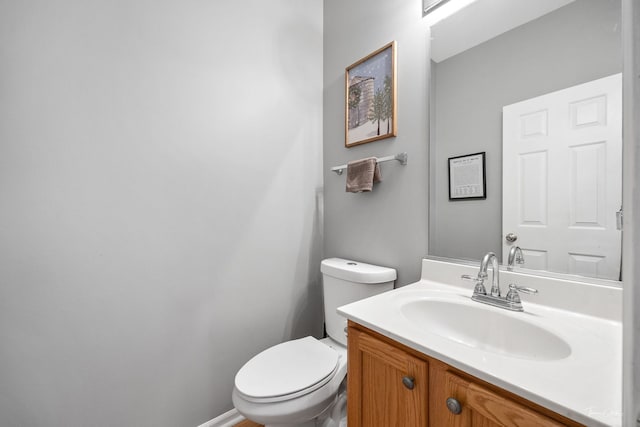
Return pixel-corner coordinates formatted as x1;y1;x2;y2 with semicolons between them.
331;152;408;175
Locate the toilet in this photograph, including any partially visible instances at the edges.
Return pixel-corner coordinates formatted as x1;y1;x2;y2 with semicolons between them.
232;257;396;427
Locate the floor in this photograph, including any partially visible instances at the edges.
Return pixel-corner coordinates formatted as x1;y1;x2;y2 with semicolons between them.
233;420;263;427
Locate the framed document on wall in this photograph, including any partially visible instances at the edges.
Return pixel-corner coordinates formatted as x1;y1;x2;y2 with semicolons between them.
448;152;486;200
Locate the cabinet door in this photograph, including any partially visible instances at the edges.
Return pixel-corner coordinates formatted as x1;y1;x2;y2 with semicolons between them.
430;369;567;427
348;326;428;427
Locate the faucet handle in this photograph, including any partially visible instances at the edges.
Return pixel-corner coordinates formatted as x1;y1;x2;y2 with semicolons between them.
461;274;487;296
505;284;538;311
508;284;538;295
505;284;537;303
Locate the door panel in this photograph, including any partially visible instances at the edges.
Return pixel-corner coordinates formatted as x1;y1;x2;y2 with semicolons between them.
431;369;564;427
348;326;428;427
503;73;621;279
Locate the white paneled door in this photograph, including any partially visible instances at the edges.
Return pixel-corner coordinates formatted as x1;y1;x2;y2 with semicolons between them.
503;74;622;280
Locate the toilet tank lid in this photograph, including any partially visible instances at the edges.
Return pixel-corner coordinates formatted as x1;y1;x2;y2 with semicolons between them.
321;258;396;284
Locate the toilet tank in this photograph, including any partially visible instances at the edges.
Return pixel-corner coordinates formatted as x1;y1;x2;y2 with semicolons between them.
321;258;396;346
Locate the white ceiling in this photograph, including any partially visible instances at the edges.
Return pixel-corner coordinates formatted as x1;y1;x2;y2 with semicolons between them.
430;0;575;63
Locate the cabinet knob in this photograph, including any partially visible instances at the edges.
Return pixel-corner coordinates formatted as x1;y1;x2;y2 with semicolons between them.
446;397;462;415
402;376;415;390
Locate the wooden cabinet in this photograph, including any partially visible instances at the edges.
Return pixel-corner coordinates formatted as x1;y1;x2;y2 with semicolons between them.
347;322;583;427
429;363;566;427
347;325;429;426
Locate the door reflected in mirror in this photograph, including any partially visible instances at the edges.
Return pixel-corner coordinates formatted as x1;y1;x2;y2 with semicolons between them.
428;0;622;281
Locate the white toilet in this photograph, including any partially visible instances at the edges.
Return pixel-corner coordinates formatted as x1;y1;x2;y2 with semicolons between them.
232;257;396;427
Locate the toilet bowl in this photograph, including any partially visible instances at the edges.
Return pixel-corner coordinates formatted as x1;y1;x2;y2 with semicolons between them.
233;337;347;426
232;258;396;427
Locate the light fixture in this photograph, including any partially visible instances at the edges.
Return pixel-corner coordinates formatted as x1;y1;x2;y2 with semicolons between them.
423;0;479;25
423;0;451;15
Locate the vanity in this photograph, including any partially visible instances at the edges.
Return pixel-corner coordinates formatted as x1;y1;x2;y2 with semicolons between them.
338;258;622;427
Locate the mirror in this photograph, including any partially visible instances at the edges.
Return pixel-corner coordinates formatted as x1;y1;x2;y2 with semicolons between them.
428;0;623;281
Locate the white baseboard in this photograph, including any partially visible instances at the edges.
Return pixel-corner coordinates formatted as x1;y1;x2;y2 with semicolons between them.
198;408;245;427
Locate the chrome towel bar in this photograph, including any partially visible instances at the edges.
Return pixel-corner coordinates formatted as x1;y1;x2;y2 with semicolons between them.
331;152;408;175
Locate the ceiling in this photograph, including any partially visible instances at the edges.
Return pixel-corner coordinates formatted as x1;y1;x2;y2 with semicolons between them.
430;0;575;63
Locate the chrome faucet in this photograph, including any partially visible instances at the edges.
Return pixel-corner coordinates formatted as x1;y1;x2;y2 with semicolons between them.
507;246;525;270
479;251;501;297
461;251;538;312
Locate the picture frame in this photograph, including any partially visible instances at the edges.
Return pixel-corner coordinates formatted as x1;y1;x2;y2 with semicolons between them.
448;152;486;200
345;41;397;148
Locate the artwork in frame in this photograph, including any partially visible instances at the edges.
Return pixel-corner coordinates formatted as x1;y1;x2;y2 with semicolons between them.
448;152;487;200
345;41;397;148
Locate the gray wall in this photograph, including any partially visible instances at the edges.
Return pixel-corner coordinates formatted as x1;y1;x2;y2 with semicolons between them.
323;0;430;286
0;1;323;426
429;0;622;262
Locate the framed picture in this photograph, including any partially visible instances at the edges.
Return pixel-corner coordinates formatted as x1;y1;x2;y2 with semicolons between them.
448;152;486;200
345;41;397;148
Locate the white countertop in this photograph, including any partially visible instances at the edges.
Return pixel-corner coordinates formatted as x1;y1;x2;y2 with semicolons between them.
337;261;622;426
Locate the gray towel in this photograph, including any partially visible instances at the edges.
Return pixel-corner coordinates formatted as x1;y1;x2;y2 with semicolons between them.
346;157;382;192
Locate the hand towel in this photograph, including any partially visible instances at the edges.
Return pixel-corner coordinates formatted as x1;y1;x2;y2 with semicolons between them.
346;157;382;193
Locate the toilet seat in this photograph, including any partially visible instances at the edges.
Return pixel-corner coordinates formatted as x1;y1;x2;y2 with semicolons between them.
234;336;340;404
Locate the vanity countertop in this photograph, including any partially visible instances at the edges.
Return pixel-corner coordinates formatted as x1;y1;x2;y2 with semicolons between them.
337;259;622;427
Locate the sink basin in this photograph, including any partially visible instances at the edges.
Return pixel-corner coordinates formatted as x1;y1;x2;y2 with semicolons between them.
400;298;571;361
